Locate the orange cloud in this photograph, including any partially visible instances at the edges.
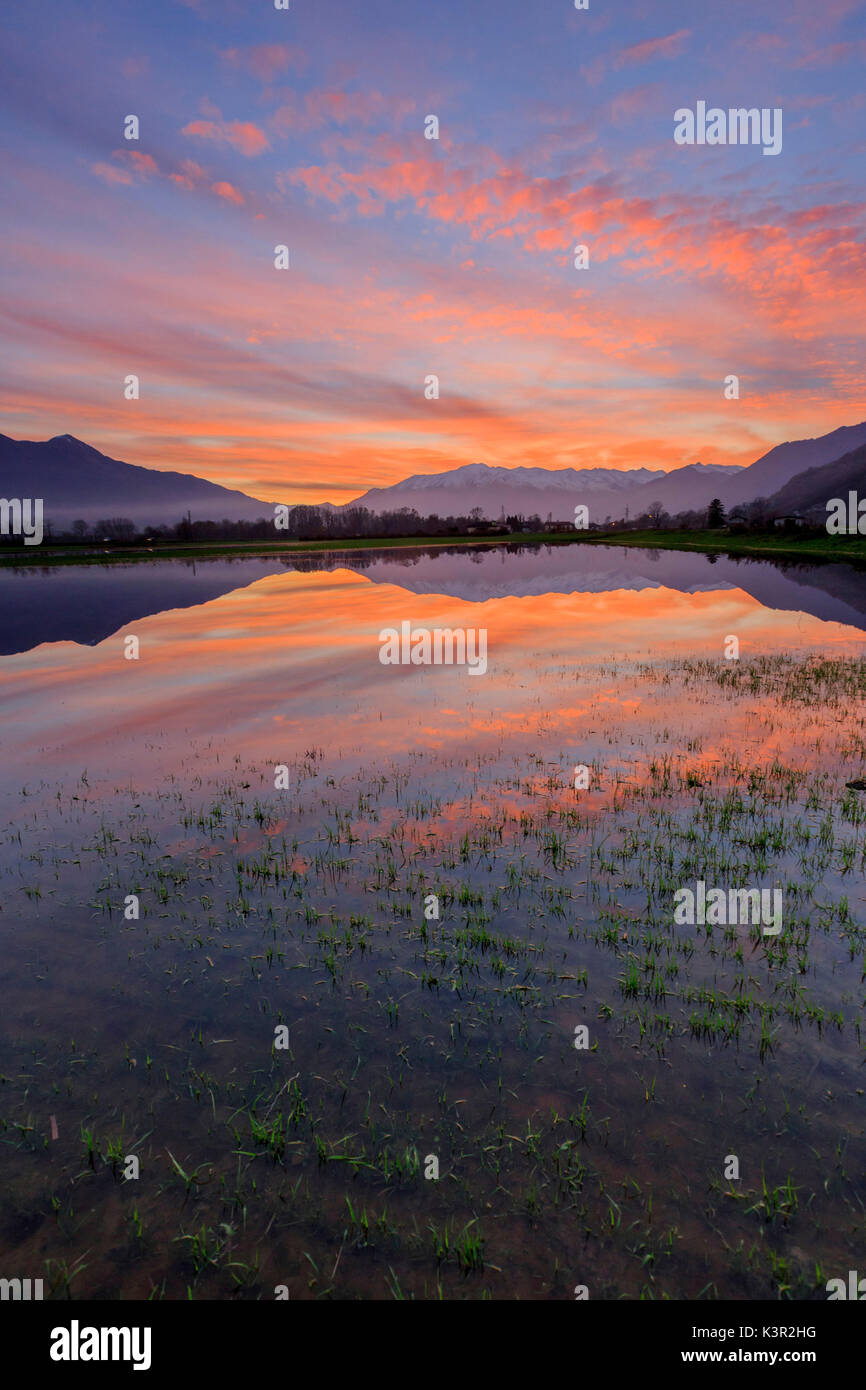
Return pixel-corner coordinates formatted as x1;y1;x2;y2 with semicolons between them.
7;122;866;506
279;141;866;347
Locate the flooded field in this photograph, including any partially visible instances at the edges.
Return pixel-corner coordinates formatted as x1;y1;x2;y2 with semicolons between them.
1;543;864;1300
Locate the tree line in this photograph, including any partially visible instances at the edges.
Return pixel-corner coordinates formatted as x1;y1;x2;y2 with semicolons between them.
4;494;819;549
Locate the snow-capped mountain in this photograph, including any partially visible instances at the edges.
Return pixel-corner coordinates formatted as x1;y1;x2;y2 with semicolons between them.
342;460;744;522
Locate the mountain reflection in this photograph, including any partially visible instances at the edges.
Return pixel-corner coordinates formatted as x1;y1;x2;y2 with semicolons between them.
1;543;865;656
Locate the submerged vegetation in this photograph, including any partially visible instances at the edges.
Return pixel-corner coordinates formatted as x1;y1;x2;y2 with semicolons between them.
1;642;863;1299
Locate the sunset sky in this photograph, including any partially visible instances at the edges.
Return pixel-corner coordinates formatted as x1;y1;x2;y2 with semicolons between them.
1;0;865;504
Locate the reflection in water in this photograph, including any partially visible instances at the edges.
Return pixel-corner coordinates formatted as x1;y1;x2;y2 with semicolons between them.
1;542;866;655
1;544;864;796
0;541;864;1300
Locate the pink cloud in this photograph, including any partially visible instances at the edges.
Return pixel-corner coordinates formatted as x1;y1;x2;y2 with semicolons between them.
169;158;207;190
270;89;412;137
224;121;270;156
127;151;158;177
798;39;866;67
610;85;662;125
183;115;270;157
278;142;866;353
579;57;607;88
91;162;133;186
221;43;307;81
211;180;244;205
615;29;690;68
91;151;157;185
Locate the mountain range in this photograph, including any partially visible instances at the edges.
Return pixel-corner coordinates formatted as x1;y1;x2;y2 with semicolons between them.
0;433;278;527
341;421;866;522
724;423;866;506
764;439;866;518
341;459;743;523
1;420;865;529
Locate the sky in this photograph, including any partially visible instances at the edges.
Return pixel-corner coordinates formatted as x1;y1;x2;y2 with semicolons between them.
1;0;865;505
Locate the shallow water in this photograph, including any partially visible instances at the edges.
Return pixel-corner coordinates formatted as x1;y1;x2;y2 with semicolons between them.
1;543;864;1299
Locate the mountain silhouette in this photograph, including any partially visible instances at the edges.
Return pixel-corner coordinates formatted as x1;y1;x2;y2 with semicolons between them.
764;440;866;518
2;420;865;529
0;433;279;527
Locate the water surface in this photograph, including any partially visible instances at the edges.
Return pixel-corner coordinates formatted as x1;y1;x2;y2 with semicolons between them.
1;543;864;1300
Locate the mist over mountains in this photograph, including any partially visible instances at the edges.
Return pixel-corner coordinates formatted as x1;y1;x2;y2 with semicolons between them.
1;420;865;531
0;433;279;527
340;460;743;524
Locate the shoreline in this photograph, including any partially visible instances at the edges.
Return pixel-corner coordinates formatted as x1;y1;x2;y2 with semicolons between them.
2;527;865;567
